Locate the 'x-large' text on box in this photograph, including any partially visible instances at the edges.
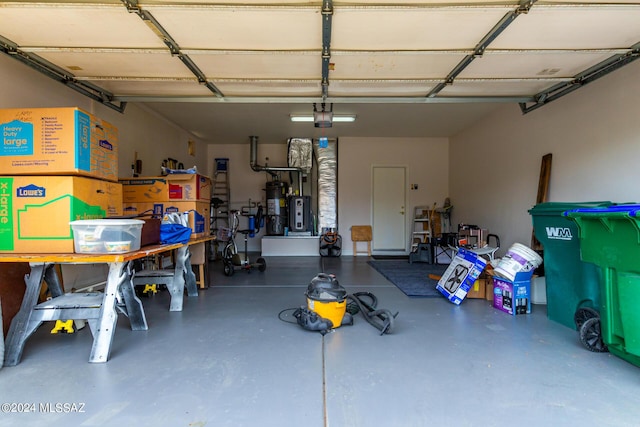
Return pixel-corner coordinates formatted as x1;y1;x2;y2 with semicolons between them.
0;107;119;182
0;176;123;253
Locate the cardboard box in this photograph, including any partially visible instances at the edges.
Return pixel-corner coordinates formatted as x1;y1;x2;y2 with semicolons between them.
0;176;122;253
492;271;534;315
485;275;495;301
467;277;488;299
0;107;118;181
436;247;488;305
119;174;211;203
122;201;210;238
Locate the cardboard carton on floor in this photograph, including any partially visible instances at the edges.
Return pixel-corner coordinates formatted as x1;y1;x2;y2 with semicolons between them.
467;277;490;299
119;174;211;203
485;276;495;301
436;247;487;305
0;176;122;253
0;107;118;181
492;271;535;315
122;201;210;238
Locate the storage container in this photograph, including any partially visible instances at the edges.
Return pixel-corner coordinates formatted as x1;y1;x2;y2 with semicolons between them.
529;201;611;329
566;205;640;367
70;219;143;254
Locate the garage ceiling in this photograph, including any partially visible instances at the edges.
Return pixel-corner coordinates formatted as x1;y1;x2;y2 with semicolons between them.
1;0;639;143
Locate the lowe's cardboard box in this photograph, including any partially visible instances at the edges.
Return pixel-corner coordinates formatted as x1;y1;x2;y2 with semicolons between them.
436;247;487;305
119;174;211;203
122;201;209;238
492;271;534;315
0;176;123;253
0;107;118;182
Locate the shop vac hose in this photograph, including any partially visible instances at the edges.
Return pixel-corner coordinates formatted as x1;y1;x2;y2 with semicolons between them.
347;292;398;335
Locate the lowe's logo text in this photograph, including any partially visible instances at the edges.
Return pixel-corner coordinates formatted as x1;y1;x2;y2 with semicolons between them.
16;184;46;198
546;227;573;240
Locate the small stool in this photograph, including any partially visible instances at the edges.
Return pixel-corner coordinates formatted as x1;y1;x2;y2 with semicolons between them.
351;225;372;257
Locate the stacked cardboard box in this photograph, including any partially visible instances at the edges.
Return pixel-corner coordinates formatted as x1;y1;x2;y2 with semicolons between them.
0;107;118;181
0;107;122;253
119;174;212;238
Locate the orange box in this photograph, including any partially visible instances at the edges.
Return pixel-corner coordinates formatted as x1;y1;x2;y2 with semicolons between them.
122;201;210;238
0;176;122;253
0;107;118;181
119;174;211;203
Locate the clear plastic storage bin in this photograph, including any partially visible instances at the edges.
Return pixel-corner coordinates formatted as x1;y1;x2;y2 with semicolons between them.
70;219;144;254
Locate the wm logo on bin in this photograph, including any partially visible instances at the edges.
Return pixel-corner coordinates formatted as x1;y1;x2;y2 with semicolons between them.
546;227;573;240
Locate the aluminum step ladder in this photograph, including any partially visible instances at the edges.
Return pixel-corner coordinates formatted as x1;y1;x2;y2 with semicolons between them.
211;158;231;257
409;205;433;264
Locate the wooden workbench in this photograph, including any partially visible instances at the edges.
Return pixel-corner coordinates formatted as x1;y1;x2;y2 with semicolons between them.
0;235;214;366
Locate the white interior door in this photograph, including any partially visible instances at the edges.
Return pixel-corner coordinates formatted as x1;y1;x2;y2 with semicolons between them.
372;166;406;252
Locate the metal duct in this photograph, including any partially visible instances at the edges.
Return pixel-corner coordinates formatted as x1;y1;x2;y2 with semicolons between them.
313;138;338;232
288;138;313;172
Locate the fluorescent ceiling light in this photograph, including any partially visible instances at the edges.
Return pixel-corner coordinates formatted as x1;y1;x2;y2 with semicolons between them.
290;114;356;123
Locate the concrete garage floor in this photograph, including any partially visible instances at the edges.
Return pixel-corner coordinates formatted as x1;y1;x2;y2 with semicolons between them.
1;256;640;427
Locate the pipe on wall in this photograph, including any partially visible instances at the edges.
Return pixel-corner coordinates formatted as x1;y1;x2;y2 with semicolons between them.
249;135;304;192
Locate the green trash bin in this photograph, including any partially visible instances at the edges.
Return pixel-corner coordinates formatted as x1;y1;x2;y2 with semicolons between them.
566;205;640;367
529;202;611;330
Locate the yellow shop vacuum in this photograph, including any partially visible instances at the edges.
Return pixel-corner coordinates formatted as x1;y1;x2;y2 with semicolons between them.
286;273;397;335
295;273;353;334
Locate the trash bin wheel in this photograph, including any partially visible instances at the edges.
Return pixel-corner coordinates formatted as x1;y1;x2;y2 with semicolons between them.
574;307;600;330
579;317;608;353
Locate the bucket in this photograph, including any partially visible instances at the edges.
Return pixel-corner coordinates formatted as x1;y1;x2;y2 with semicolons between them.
494;243;543;281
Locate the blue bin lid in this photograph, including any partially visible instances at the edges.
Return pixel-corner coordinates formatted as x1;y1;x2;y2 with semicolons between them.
529;201;611;215
564;203;640;217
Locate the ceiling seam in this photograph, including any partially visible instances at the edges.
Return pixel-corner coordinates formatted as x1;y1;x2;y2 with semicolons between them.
113;95;534;104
